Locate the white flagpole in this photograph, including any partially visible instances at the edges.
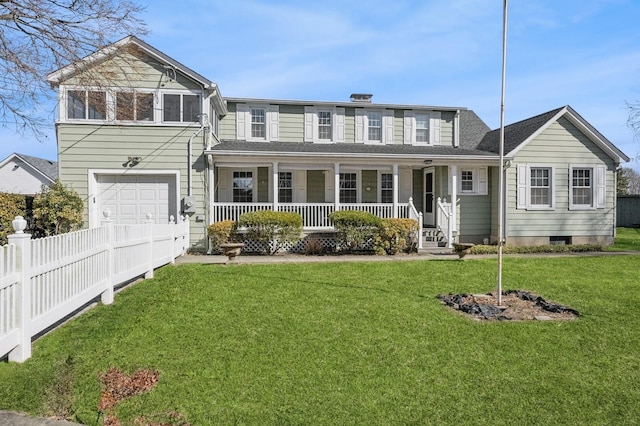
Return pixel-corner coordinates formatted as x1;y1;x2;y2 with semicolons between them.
497;0;508;306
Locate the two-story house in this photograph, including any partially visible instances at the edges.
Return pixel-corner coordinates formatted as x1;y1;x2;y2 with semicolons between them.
47;36;629;252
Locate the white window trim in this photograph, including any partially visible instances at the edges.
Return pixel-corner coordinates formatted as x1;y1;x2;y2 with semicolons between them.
378;171;394;203
114;90;156;123
403;110;441;146
517;164;555;210
237;104;279;142
356;109;394;145
59;86;208;126
339;170;361;203
457;167;488;195
231;168;257;203
569;164;606;210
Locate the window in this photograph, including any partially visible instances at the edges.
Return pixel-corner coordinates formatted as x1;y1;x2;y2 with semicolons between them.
318;110;332;140
368;112;382;142
530;167;551;206
278;172;292;203
339;173;357;203
381;173;393;203
233;171;253;202
461;170;474;192
517;165;556;210
415;113;429;143
116;92;154;121
163;93;200;122
67;90;106;120
251;107;266;139
572;168;592;206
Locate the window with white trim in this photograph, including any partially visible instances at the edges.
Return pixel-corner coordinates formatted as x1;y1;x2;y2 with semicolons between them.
571;167;592;207
67;90;106;120
381;173;393;203
278;172;292;203
251;107;266;139
367;111;382;142
318;110;332;140
517;165;555;210
163;93;200;122
233;171;253;202
116;92;154;121
339;173;357;203
456;167;487;195
415;113;429;143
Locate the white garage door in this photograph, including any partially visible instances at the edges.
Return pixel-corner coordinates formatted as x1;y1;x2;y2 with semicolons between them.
97;174;177;224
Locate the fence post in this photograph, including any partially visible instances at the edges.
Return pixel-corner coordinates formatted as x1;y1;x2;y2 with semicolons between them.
169;215;176;264
8;216;32;363
145;214;154;279
101;210;114;305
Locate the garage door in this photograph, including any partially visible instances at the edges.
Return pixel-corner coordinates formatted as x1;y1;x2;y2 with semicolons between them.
97;174;177;224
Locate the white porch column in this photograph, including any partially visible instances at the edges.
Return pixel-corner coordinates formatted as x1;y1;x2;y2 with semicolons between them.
392;164;399;218
334;162;340;210
450;164;458;238
208;157;215;224
272;161;279;211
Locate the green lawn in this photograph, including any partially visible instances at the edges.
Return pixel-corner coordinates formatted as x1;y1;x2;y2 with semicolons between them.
1;255;640;425
608;227;640;251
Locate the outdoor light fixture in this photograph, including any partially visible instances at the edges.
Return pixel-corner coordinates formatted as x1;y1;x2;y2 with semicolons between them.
423;159;433;164
124;156;142;167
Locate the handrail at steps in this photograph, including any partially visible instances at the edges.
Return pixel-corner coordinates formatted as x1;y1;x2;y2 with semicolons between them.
437;197;453;248
407;197;423;249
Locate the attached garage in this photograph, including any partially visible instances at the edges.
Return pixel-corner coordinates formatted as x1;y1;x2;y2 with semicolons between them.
90;171;179;225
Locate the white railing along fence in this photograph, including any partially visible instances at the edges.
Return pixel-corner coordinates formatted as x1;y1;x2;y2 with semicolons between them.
213;202;412;229
437;197;453;248
0;213;189;363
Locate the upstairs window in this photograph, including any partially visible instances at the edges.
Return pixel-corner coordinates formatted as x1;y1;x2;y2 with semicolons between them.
367;112;382;142
67;90;106;120
415;113;429;143
251;107;266;139
116;92;154;121
163;93;200;122
318;110;332;140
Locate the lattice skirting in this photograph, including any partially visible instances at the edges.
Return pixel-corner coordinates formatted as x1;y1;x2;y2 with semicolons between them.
238;232;342;254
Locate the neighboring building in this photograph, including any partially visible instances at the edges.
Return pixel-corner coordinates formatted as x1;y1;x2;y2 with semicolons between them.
0;153;58;195
46;36;630;251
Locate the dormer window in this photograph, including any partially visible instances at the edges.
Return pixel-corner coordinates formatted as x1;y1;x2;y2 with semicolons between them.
67;90;106;120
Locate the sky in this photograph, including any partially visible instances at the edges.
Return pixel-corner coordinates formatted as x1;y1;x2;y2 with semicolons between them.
1;0;640;169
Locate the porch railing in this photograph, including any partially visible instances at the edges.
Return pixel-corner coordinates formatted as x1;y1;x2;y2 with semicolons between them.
437;197;453;248
213;202;412;229
407;197;423;249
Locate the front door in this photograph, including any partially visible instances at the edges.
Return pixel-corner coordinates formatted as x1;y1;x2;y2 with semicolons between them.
424;168;435;226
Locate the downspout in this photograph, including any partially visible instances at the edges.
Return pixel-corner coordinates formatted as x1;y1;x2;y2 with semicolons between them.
188;113;210;197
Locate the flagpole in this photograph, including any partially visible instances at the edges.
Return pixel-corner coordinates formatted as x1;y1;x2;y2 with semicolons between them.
497;0;508;306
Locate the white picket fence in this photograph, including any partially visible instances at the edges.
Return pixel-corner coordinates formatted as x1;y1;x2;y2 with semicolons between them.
0;214;189;363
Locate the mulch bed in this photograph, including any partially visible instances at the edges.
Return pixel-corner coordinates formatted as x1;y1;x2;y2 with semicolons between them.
437;290;580;321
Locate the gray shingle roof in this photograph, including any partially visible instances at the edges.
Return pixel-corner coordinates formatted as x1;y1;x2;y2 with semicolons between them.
16;153;58;181
210;141;494;158
459;109;492;149
476;106;565;154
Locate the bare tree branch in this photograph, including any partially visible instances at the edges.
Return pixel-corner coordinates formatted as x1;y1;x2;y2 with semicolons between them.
0;0;147;137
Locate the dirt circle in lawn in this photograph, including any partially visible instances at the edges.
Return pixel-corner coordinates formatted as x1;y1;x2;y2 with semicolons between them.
437;290;580;321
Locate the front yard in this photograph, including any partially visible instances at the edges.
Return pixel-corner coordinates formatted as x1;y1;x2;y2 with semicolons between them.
1;254;639;424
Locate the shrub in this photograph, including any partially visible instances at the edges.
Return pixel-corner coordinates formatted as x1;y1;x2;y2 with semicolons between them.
374;218;419;255
328;210;382;252
207;220;237;253
467;244;603;255
238;210;302;255
0;192;27;245
32;180;83;237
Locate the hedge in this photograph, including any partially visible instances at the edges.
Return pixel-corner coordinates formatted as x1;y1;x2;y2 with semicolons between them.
237;210;303;255
328;210;383;252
